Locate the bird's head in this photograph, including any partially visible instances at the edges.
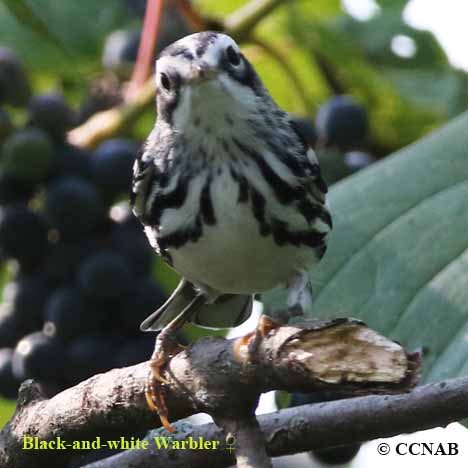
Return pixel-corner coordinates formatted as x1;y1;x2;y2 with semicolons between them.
154;31;264;130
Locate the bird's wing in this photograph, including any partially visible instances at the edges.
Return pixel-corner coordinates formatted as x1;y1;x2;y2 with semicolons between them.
140;278;200;331
130;143;155;224
140;279;254;332
193;293;253;329
289;118;329;204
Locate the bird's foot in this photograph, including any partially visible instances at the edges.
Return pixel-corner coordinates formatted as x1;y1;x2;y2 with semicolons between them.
145;333;186;433
234;315;280;364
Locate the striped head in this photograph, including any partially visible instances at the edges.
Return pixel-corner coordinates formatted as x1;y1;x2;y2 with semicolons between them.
155;31;266;131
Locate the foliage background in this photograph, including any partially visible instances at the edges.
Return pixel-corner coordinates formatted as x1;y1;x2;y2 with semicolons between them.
1;0;467;429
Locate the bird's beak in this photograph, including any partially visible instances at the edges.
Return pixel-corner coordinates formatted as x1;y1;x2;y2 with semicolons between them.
188;63;218;82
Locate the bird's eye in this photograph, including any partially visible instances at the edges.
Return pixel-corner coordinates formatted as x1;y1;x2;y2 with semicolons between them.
226;46;241;66
160;73;171;91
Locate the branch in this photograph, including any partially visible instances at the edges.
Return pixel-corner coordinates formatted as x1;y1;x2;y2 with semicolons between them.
0;319;418;468
84;376;468;468
68;78;156;148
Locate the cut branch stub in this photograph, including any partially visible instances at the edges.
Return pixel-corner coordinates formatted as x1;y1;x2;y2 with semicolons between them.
232;317;419;396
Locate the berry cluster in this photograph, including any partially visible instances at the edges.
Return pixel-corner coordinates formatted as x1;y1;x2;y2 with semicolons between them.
0;47;166;400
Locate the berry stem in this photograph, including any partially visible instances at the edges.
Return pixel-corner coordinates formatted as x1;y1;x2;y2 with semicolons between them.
126;0;166;100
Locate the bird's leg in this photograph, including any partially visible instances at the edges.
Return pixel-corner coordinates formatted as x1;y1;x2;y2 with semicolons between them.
245;314;281;361
286;271;313;318
237;273;314;363
146;294;206;432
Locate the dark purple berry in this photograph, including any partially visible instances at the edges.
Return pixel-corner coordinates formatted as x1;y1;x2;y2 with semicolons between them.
28;93;76;141
91;139;138;202
0;47;31;107
119;279;166;332
43;287;103;341
1;128;54;182
45;177;105;237
0;204;48;267
78;250;134;301
316;95;368;149
12;332;64;382
66;334;116;384
2;275;49;327
0;348;20;398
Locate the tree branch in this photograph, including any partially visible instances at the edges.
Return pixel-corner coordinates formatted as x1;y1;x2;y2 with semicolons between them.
0;319;418;468
83;375;468;468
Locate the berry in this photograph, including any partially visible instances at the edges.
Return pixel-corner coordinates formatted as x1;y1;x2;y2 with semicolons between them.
51;142;92;180
1;128;54;182
44;238;103;285
109;201;140;230
28;93;76;141
290;116;318;148
66;334;116;384
12;332;64;382
102;29;140;78
125;0;146;17
0;173;36;205
78;250;134;301
0;305;25;347
91;139;138;202
0;107;13;143
119;279;166;332
116;337;154;367
77;76;122;124
2;275;49;327
43;287;102;341
344;151;375;172
45;177;105;237
112;226;154;278
0;204;48;267
0;348;20;398
316;95;368;149
0;47;31;107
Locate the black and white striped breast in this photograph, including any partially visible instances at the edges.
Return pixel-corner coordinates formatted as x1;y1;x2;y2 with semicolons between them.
132;114;332;293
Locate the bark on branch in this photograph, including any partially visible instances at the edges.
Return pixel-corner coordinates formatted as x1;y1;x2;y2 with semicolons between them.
84;376;468;468
0;319;420;468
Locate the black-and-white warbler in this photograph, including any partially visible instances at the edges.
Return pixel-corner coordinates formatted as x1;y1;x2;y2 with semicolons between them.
131;31;332;423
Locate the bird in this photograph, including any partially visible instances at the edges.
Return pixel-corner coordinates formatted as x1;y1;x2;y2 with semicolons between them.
131;31;332;430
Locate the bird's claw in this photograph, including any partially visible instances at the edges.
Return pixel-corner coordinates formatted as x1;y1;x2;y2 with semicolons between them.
145;334;186;433
234;315;280;364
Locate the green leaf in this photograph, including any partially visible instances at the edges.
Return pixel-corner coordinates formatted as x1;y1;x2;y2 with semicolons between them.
338;15;449;70
264;112;468;384
0;397;16;428
1;0;68;55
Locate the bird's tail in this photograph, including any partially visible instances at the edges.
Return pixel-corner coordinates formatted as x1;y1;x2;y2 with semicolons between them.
140;279;253;332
